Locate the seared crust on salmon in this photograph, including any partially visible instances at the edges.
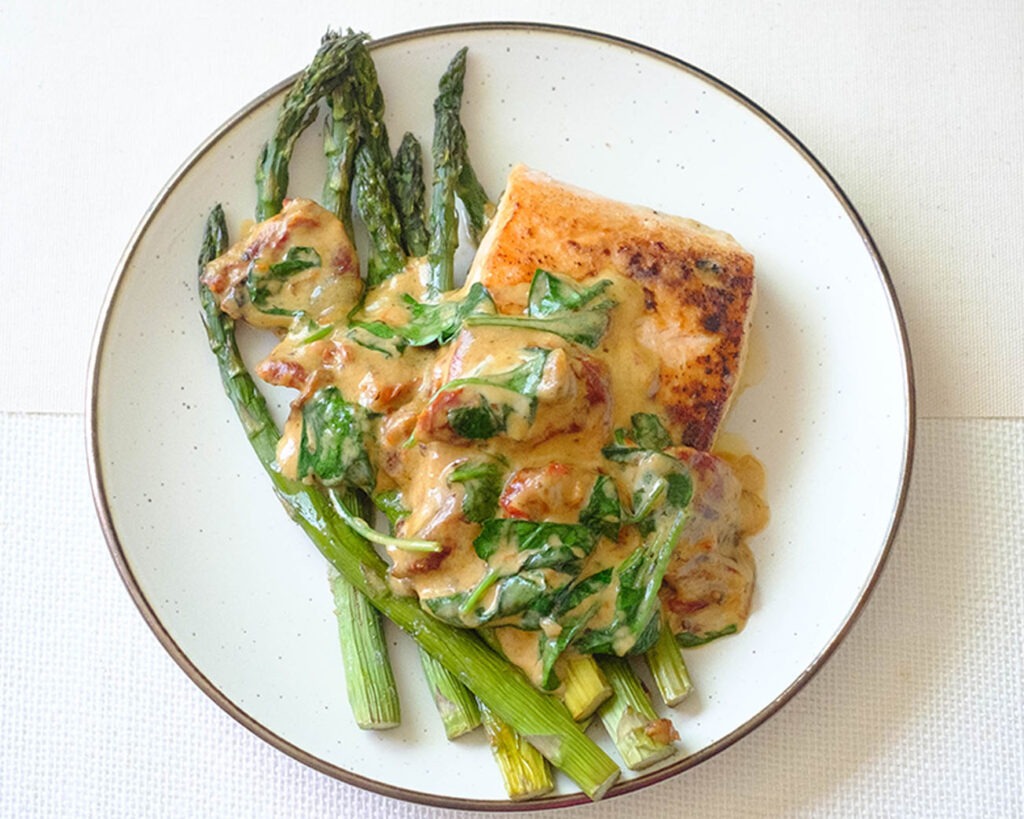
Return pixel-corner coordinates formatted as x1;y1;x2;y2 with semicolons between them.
467;165;755;450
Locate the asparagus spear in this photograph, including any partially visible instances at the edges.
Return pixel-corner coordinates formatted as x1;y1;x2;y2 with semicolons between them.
562;654;612;722
328;564;400;729
479;700;555;801
418;648;481;739
644;615;694;706
597;656;678;771
349;43;394;181
303;62;408;733
198;207;620;800
255;29;367;220
370;71;554;798
325;488;401;730
322;74;361;236
431;47;493;247
321;32;469;733
392;132;430;257
354;150;407;285
426;47;471;295
348;43;406;285
456;149;492;244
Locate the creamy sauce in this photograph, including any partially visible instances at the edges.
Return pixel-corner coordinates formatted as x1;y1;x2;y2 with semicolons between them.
209;168;768;680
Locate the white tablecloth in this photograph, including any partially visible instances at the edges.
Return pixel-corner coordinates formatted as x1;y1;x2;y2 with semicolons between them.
2;1;1021;816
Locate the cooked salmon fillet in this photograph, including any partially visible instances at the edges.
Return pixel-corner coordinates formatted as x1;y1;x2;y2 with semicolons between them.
466;165;755;450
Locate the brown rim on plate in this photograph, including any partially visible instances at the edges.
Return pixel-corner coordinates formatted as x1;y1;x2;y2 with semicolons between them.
86;21;915;811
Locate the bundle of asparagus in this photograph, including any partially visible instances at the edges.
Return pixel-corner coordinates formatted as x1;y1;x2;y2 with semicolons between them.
197;28;702;801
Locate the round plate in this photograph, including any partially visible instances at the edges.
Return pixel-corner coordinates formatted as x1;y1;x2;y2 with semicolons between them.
87;22;914;810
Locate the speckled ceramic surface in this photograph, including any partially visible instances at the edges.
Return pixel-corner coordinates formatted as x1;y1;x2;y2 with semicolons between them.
88;23;913;810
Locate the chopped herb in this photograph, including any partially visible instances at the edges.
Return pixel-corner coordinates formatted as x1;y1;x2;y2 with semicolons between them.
527;270;613;317
448;399;509;440
402;283;495;345
330;490;441;553
473;519;595;563
606;413;674;458
535;569;613;689
299;323;334;344
268;246;321;277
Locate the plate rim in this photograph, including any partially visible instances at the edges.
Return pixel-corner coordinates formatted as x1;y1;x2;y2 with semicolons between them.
85;20;916;811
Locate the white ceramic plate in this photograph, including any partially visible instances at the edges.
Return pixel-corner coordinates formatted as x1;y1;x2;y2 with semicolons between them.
88;23;914;810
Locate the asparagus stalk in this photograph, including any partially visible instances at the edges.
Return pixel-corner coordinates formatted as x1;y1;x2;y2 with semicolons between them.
255;29;367;220
436;47;492;245
392;132;430;257
456;158;491;243
456;150;492;244
348;43;406;284
326;489;402;729
333;44;494;759
644;617;694;706
349;43;394;180
426;47;470;295
562;654;612;722
328;564;400;728
597;657;678;771
315;69;410;733
322;74;361;236
354;149;407;285
418;647;481;739
479;700;555;801
365;78;554;799
198;207;620;800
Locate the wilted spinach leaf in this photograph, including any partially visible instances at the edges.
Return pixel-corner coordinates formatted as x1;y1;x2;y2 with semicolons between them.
578;474;622;541
464;269;616;348
448;459;505;523
629;413;672;450
246;246;321;316
435;347;550;440
348;282;495;355
297;386;374;493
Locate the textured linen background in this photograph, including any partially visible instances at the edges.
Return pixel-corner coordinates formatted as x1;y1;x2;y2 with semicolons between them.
2;0;1022;816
